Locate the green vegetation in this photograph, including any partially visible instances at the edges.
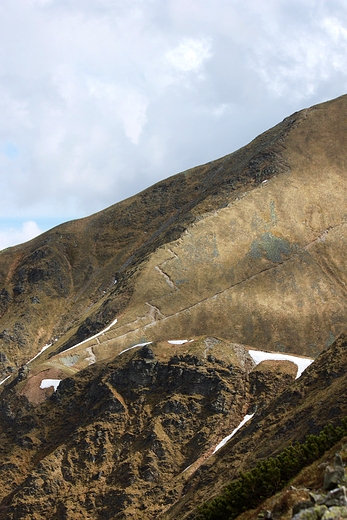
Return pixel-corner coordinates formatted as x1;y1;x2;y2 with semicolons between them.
197;419;347;520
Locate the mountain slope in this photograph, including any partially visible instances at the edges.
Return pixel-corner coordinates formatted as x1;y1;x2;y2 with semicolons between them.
161;332;347;519
0;338;256;518
2;95;347;379
1;94;347;518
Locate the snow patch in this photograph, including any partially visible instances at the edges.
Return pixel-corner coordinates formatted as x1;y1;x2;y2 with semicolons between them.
27;343;52;364
168;340;189;345
0;375;11;386
40;379;61;391
118;342;152;356
248;349;313;378
63;317;118;353
213;414;254;454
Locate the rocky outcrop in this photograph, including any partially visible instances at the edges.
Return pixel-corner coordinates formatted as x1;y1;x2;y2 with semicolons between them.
0;335;331;519
0;338;257;519
292;487;347;520
248;359;297;412
246;452;347;520
161;332;347;519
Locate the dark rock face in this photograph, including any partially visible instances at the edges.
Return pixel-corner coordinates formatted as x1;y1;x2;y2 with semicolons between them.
0;339;258;519
160;332;347;519
248;359;298;412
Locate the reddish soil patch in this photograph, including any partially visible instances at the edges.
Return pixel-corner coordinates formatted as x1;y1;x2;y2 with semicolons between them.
20;368;64;404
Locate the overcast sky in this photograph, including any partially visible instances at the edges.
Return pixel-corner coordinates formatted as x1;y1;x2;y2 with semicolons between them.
1;0;347;249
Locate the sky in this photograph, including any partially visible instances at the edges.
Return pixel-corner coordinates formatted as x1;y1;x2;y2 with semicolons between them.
1;0;347;249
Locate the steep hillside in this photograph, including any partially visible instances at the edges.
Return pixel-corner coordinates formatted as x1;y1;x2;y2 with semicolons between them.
1;94;347;518
0;110;292;376
1;95;347;380
0;338;258;518
162;332;347;519
0;333;345;518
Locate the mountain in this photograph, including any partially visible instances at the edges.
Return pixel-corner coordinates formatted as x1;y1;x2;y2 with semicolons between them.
1;94;347;518
163;332;347;519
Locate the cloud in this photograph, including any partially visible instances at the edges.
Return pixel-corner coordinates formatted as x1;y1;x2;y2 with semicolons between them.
166;37;212;73
0;0;347;245
87;79;149;144
0;221;42;250
247;1;347;99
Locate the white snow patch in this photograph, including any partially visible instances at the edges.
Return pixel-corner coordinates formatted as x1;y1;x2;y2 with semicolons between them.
118;342;152;356
40;379;61;391
0;375;11;386
248;349;313;378
27;343;52;364
168;340;189;345
63;317;118;354
213;414;254;454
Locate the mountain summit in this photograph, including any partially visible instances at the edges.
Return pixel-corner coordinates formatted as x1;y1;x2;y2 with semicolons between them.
1;95;347;518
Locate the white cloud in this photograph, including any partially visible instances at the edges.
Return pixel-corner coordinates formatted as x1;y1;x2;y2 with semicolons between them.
0;0;347;244
25;0;53;5
121;91;149;144
88;79;149;144
166;37;212;73
0;221;42;250
250;7;347;99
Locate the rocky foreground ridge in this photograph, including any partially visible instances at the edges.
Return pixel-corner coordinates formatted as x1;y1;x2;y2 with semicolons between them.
0;337;299;518
1;95;347;518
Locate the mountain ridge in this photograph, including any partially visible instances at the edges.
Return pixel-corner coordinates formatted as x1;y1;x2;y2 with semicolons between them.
0;96;309;374
1;94;347;518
